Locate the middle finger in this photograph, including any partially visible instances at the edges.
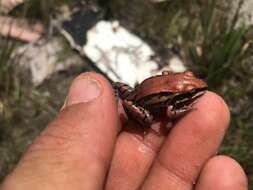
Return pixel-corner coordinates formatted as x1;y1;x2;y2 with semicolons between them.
105;105;168;190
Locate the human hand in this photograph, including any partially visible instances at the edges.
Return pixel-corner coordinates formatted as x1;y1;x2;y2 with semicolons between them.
1;72;247;190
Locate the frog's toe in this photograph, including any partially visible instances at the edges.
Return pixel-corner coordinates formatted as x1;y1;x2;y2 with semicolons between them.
166;105;191;119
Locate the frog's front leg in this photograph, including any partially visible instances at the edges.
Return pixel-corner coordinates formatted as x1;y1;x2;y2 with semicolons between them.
166;103;195;119
113;82;135;101
122;100;153;127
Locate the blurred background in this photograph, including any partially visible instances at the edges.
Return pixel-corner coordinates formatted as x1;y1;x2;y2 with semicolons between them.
0;0;252;188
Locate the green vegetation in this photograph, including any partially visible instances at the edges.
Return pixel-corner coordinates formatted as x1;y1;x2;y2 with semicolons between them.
0;0;252;188
0;38;21;179
0;39;19;130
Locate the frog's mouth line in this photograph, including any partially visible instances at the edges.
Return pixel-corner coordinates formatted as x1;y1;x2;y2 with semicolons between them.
172;88;207;109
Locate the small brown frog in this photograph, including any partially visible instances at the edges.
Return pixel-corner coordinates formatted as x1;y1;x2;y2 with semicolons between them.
114;71;208;127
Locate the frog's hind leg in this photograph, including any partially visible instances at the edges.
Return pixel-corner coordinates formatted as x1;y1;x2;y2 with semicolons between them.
123;100;153;127
113;82;134;100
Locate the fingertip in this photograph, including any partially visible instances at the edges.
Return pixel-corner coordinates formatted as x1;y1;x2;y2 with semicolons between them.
209;155;247;179
194;91;230;131
65;72;115;107
58;72;119;134
196;155;248;190
78;72;114;93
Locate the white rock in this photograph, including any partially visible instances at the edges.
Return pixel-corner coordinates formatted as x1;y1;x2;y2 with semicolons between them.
232;0;253;26
158;56;186;74
14;38;82;85
84;20;164;86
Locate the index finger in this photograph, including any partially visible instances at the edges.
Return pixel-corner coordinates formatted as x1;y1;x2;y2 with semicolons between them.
141;91;230;190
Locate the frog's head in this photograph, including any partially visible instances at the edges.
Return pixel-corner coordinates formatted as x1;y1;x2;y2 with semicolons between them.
170;71;208;108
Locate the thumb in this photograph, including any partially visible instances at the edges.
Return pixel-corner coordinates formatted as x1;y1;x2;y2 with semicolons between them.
1;72;119;190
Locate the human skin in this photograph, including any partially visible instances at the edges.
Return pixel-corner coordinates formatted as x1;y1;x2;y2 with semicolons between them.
0;72;248;190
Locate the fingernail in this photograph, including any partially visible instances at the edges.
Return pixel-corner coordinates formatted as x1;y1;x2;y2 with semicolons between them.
66;75;101;106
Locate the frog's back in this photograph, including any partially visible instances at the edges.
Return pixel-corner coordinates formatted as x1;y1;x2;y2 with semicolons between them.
135;72;207;101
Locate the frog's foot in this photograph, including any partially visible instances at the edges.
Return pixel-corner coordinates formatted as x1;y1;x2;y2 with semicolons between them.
113;82;134;100
122;100;153;127
166;102;196;119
